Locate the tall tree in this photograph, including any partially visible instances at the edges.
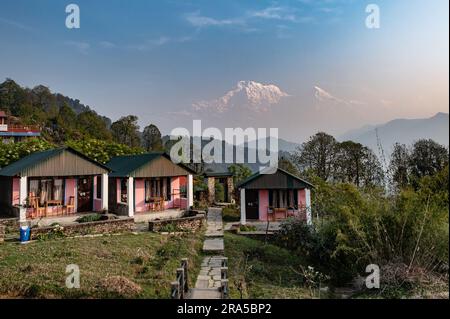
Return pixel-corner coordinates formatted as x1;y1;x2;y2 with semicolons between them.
293;132;338;181
389;143;410;190
336;141;384;188
77;110;112;141
142;124;163;151
408;139;449;183
110;115;141;147
279;156;301;177
228;164;253;187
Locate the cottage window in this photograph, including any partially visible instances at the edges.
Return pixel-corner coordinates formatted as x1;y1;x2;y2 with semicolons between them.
145;177;171;202
269;190;298;209
29;178;64;205
120;179;128;203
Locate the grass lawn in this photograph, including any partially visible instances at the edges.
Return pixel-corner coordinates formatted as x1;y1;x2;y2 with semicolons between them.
0;231;204;298
224;232;314;299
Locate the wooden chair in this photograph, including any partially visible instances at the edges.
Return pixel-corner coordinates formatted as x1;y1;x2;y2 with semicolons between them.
287;207;296;218
32;198;46;218
63;196;75;215
267;206;275;221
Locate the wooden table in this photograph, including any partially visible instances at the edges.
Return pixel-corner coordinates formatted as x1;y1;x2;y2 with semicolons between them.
148;197;164;212
46;200;63;216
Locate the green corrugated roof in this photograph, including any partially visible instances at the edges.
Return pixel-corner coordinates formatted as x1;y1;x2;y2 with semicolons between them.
237;167;314;189
0;147;110;177
106;152;164;177
107;153;197;177
204;171;233;177
0;148;63;176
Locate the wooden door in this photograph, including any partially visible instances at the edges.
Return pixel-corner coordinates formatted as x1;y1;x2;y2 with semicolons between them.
77;177;93;212
245;190;259;220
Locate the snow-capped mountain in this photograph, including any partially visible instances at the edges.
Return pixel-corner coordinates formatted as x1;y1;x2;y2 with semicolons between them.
314;85;342;103
193;80;289;113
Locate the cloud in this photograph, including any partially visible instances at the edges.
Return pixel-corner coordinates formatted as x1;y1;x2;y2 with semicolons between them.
65;41;90;55
185;12;244;28
250;6;297;22
128;35;193;51
99;41;116;49
0;17;35;33
167;110;192;116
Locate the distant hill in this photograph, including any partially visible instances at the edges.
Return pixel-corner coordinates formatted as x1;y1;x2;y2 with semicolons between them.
339;113;449;155
0;79;112;142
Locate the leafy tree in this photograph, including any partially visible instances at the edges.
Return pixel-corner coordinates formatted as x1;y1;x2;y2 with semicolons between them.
111;115;141;147
293;132;338;181
215;182;225;202
142;124;163;151
389;139;449;190
409;139;449;182
228;163;253;186
67;138;144;164
335;141;384;188
278;156;301;177
0;138;54;168
77;110;112;141
389;143;410;190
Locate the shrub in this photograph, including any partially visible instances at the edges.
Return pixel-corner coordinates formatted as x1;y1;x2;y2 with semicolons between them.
239;224;257;232
215;182;225;202
76;214;103;223
223;205;240;222
274;168;449;287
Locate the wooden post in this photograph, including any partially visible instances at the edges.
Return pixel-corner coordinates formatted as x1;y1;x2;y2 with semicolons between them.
221;257;228;267
176;267;185;299
221;267;228;280
221;279;229;299
171;281;180;299
181;258;189;292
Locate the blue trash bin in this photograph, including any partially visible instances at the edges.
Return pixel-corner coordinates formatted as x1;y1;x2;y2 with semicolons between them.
20;226;30;243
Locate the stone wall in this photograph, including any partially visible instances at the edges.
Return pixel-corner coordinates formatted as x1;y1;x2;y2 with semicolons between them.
148;214;205;232
0;218;20;234
30;218;134;240
207;177;215;204
226;176;234;203
0;225;5;243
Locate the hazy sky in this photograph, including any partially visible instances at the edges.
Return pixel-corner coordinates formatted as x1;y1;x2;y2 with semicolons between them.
0;0;448;142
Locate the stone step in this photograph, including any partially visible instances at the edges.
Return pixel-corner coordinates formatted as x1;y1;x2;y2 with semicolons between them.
189;288;222;299
203;238;224;253
205;231;224;238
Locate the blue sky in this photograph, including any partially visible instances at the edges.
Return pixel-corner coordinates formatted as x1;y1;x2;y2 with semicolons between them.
0;0;448;141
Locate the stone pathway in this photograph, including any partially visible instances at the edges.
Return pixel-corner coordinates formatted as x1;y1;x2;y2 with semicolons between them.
189;207;226;299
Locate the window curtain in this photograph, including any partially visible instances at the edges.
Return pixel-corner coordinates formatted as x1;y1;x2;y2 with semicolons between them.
53;179;63;201
29;180;39;198
145;180;150;202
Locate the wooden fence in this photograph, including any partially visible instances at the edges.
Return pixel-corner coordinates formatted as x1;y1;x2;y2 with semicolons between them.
171;258;189;299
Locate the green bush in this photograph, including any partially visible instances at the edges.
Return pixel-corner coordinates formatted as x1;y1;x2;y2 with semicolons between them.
239;224;257;232
215;182;225;202
275;167;449;287
223;205;240;222
76;214;103;223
